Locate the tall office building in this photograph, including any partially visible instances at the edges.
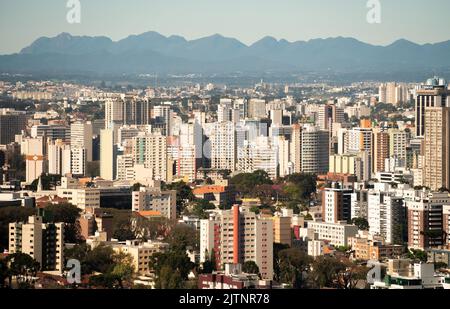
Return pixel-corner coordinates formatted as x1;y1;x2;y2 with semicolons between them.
423;107;450;191
247;99;266;119
317;104;345;131
123;96;151;126
100;129;117;181
415;77;450;137
300;125;329;174
71;121;93;162
0;109;27;145
200;206;273;280
105;98;125;129
9;216;64;272
31;125;71;143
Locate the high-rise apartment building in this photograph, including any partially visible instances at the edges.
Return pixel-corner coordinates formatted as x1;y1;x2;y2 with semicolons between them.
389;129;409;167
132;187;177;220
406;192;449;250
200;206;273;280
322;185;353;223
423;107;450;191
9;216;64;272
373;130;390;173
132;133;169;182
210;122;237;172
47;139;71;175
379;82;409;105
368;187;406;245
71;121;93;162
100;129;117;181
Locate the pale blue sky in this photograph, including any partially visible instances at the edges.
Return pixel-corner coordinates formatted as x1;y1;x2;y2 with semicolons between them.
1;0;450;54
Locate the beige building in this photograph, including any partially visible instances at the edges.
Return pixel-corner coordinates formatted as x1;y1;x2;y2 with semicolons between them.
273;216;292;246
200;206;274;280
111;240;170;275
132;133;170;182
306;221;358;247
132;186;177;220
423;107;450;191
100;129;117;180
9;216;64;272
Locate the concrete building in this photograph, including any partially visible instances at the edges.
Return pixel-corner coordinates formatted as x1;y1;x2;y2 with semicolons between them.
273;215;292;246
47;139;71;176
406;192;449;250
373;130;390;173
132;133;170;182
306;221;358;247
300;125;329;174
368;187;406;245
247;99;266;119
423;107;450;191
9;216;64;272
110;240;169;275
132;186;177;220
0;109;27;145
71;121;93;162
200;206;273;280
322;185;353;223
210;122;237;172
100;129;117;181
415;77;450;137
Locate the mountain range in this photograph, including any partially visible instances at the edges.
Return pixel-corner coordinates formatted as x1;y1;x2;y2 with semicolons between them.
1;32;450;76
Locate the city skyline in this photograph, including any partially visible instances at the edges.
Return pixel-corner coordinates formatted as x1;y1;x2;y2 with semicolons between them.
1;0;450;54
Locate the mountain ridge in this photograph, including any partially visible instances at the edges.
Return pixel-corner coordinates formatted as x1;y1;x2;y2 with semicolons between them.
2;32;450;75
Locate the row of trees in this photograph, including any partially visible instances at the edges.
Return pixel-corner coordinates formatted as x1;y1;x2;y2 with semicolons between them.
273;245;369;289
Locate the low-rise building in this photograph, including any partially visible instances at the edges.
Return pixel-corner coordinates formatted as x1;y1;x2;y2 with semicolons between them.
306;221;358;247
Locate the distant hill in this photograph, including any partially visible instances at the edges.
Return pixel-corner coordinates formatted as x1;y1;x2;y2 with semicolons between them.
1;32;450;76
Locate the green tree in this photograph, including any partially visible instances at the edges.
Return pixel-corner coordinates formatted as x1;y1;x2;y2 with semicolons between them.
230;170;273;197
310;256;346;288
44;203;83;243
163;182;195;214
191;199;215;218
351;218;369;231
242;261;260;275
407;249;428;263
277;249;312;288
0;207;35;252
149;251;194;288
6;253;40;288
283;173;317;202
166;224;199;252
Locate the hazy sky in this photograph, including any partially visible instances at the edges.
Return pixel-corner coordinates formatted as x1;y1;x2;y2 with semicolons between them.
1;0;450;54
